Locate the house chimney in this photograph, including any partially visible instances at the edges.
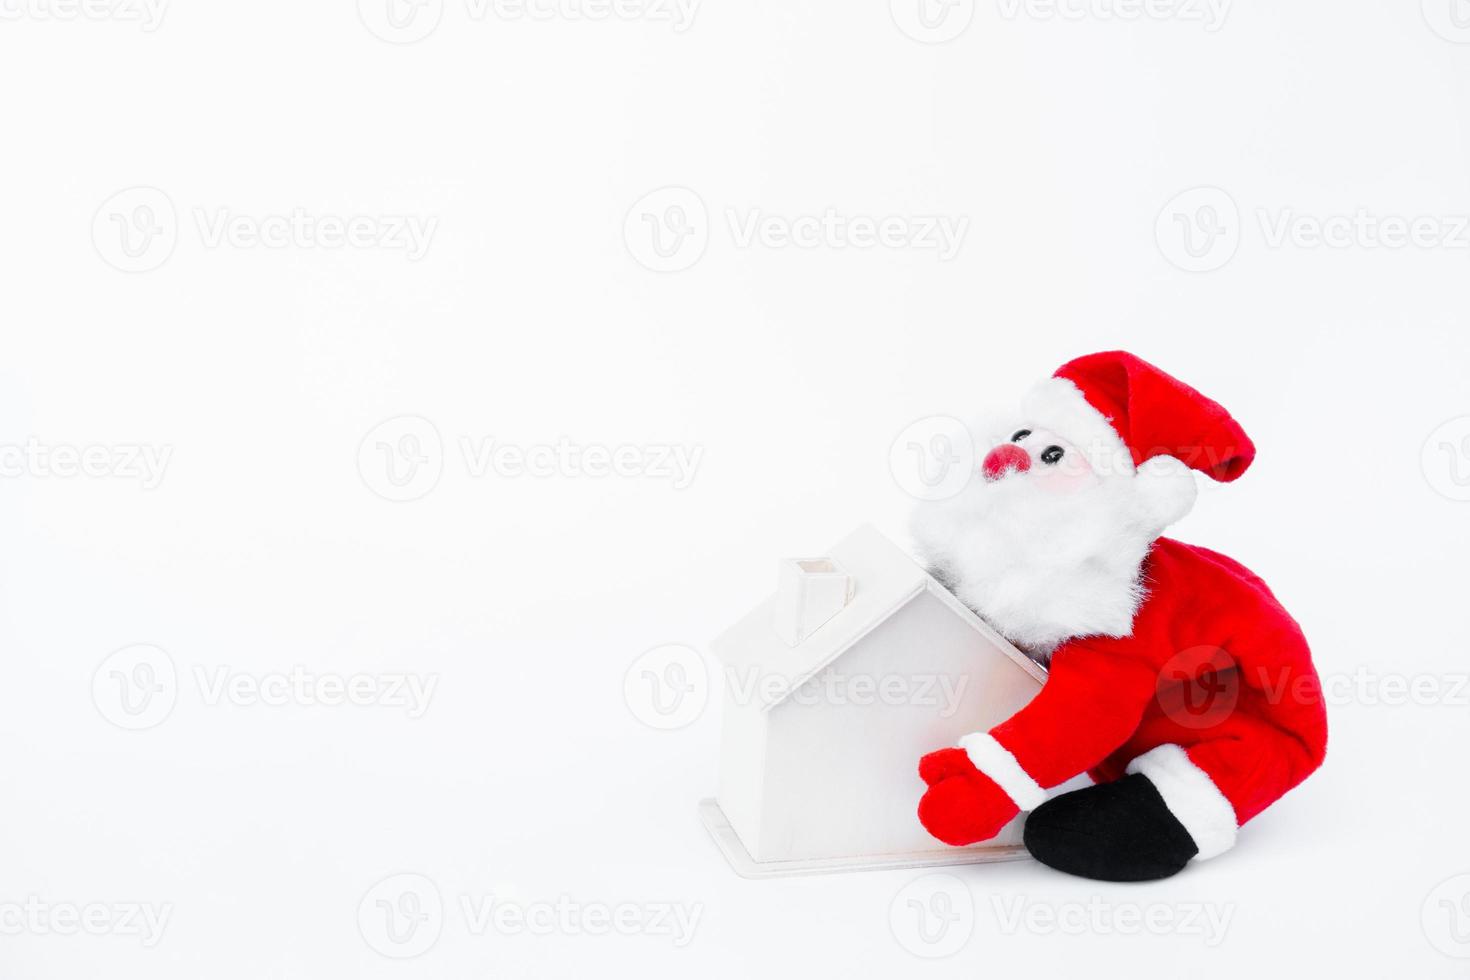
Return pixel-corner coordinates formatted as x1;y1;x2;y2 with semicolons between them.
772;557;853;647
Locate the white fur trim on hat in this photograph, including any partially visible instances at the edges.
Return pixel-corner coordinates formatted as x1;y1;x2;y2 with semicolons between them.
1021;377;1134;478
958;732;1048;812
1126;744;1239;860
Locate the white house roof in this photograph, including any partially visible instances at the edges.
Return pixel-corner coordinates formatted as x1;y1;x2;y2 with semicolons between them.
710;524;1044;710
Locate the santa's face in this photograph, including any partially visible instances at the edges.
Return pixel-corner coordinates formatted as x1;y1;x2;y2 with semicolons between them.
910;419;1160;656
978;426;1098;495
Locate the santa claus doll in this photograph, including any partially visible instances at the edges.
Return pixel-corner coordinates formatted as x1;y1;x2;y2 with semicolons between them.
911;351;1327;881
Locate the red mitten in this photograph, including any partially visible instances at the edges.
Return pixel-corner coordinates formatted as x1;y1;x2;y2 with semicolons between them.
918;747;976;785
917;749;1020;846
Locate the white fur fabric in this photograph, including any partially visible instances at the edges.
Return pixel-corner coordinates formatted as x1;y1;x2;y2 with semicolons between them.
910;406;1198;657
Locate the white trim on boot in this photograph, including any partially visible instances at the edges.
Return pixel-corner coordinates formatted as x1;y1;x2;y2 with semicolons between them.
1125;744;1239;860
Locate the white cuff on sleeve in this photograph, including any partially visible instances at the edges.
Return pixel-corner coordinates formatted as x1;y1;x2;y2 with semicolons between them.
957;732;1048;812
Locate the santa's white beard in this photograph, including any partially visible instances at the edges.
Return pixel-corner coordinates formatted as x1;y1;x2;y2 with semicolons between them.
910;474;1165;660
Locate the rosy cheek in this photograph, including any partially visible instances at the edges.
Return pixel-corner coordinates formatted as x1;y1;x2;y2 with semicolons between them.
1033;453;1094;493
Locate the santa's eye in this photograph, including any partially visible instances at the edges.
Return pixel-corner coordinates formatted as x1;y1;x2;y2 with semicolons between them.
1040;446;1064;464
1010;429;1032;442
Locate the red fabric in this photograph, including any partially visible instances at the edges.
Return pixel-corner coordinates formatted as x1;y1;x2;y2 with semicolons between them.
917;751;1019;846
918;538;1328;842
1056;351;1256;481
981;443;1030;481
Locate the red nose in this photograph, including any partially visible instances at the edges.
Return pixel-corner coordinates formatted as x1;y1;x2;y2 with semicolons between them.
982;444;1031;481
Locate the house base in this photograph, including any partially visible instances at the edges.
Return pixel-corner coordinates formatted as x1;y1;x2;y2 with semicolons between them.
698;798;1030;879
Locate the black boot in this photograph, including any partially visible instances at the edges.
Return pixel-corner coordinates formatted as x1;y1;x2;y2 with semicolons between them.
1023;774;1199;882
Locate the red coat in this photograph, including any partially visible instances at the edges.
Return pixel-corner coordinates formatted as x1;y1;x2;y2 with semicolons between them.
991;537;1327;824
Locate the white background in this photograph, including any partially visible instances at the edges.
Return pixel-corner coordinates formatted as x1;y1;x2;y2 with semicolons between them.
2;0;1469;976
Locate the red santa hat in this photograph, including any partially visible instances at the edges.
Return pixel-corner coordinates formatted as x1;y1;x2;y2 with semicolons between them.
1020;351;1256;525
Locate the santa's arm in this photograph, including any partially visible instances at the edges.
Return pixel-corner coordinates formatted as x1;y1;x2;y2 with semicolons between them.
981;640;1158;792
918;640;1158;845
